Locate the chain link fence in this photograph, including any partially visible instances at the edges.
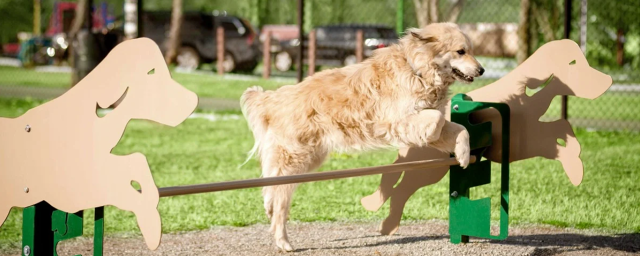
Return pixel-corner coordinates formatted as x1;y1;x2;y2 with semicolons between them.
0;0;638;130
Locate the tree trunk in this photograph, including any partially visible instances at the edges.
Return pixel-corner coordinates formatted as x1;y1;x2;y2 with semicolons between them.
446;0;464;23
69;0;89;86
616;28;624;66
517;0;531;64
413;0;430;27
164;0;183;65
68;0;88;40
532;5;556;42
428;0;439;24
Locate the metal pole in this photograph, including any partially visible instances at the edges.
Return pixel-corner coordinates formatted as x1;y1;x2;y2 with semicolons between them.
396;0;404;35
296;0;304;82
85;0;93;29
137;0;144;37
561;0;572;120
158;156;475;197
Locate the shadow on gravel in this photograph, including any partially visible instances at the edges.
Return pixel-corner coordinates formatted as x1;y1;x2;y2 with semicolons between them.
488;233;640;254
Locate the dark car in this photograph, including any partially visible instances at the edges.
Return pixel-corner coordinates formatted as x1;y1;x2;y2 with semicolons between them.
272;24;398;72
142;11;260;72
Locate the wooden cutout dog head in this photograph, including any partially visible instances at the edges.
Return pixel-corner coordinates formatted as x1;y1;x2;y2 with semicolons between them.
0;38;198;251
465;39;612;185
361;39;612;235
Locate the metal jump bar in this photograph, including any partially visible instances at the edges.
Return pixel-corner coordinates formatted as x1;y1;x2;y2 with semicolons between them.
158;155;476;197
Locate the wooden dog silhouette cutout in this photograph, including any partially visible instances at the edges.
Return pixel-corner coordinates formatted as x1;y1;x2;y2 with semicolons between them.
0;38;198;250
360;39;613;235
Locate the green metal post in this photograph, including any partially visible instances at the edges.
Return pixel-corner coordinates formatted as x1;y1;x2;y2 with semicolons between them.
94;207;104;256
21;202;104;256
448;94;510;244
22;202;55;256
396;0;404;35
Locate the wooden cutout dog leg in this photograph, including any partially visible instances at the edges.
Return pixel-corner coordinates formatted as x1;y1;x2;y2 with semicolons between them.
535;120;584;185
104;153;161;250
0;205;11;228
379;165;449;235
362;110;448;212
360;172;402;211
361;147;447;212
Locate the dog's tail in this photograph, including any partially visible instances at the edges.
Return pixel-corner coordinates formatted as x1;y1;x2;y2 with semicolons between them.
240;86;267;167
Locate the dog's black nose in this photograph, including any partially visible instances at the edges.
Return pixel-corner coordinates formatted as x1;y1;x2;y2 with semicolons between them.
478;67;485;76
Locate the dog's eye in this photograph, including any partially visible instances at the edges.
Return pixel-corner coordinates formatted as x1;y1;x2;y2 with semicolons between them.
457;50;465;55
147;68;155;75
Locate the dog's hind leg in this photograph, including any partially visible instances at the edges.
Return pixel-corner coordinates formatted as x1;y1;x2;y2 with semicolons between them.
262;143;327;252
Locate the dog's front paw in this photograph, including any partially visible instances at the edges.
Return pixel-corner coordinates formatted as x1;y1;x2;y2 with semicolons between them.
454;130;470;168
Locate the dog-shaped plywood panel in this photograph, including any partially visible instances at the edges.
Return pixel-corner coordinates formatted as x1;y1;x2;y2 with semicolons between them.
0;38;198;250
361;39;613;235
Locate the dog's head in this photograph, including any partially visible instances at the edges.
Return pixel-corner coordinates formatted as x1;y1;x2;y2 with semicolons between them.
401;23;484;84
522;39;612;99
87;38;198;127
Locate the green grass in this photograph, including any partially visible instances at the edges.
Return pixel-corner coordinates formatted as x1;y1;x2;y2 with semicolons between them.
0;66;287;100
0;66;71;88
0;97;639;251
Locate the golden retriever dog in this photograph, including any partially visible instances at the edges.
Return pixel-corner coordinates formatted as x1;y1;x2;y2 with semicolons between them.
240;22;483;251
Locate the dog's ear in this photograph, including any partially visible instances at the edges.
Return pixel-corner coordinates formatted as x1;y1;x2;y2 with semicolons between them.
409;29;437;43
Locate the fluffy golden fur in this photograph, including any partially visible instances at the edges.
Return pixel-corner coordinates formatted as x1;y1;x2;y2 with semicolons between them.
240;22;484;251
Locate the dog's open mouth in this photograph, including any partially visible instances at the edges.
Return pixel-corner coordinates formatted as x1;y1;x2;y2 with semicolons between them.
453;68;474;83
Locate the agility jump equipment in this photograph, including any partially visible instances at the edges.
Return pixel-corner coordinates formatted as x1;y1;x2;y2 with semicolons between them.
14;93;509;256
0;38;612;255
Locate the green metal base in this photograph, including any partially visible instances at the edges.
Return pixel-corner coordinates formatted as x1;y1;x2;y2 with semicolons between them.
22;202;104;256
449;94;511;243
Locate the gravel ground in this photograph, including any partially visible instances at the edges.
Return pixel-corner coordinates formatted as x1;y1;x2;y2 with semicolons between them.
2;220;639;256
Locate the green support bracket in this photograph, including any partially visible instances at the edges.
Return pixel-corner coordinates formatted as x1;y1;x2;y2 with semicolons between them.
21;202;104;256
448;93;510;244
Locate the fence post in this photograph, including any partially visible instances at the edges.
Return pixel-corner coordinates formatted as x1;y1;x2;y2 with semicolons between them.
217;26;225;75
356;29;363;63
308;29;316;76
561;0;572;120
263;31;271;79
296;0;304;82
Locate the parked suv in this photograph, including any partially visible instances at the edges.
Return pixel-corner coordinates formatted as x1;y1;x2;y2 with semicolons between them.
142;11;261;72
272;24;398;72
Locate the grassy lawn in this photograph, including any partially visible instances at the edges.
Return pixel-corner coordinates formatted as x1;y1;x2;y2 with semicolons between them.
0;97;639;251
0;66;287;100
